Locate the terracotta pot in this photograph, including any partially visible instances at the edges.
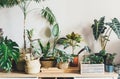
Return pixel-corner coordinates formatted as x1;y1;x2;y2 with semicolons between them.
70;56;78;67
25;59;41;74
58;62;69;69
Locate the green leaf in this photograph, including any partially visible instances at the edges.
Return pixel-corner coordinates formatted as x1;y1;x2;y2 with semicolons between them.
52;23;59;37
41;7;56;25
0;0;20;8
91;16;106;40
0;37;19;72
106;18;120;39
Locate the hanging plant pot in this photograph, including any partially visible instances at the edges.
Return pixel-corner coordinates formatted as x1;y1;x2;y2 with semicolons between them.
25;58;41;74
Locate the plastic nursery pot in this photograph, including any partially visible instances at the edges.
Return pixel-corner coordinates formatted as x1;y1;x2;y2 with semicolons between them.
106;65;114;72
70;56;78;67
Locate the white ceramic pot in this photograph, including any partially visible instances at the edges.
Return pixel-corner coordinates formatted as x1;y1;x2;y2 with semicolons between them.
25;59;41;74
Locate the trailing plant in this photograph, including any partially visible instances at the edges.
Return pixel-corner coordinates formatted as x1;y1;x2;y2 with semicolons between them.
91;17;120;50
0;37;20;72
57;32;82;55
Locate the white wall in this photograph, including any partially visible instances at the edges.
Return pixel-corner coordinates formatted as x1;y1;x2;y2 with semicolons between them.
0;0;120;64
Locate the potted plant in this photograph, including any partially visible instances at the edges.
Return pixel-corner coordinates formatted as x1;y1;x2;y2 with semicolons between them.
0;0;50;72
81;52;104;74
38;7;60;68
105;53;116;72
55;49;73;69
91;16;120;70
24;29;42;74
57;32;82;67
0;30;20;72
38;40;55;68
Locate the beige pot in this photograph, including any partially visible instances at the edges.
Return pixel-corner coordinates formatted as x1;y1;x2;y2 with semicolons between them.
58;62;69;69
25;59;41;74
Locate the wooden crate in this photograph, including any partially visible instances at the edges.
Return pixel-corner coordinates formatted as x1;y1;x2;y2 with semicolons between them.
80;64;104;74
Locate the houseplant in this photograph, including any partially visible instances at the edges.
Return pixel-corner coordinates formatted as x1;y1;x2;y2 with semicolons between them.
81;52;104;74
38;40;55;68
0;31;20;72
55;49;73;69
91;16;120;51
0;0;43;53
91;16;120;70
39;7;60;68
25;29;41;74
57;32;82;67
105;53;116;72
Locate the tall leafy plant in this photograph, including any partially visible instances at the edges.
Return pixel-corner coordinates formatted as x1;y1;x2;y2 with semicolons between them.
91;17;120;50
0;37;20;72
41;7;60;56
0;0;45;52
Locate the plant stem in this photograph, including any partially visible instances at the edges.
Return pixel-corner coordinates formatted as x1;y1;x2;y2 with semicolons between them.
103;28;112;50
71;40;74;54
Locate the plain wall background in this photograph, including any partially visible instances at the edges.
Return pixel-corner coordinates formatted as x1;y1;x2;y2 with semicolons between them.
0;0;120;64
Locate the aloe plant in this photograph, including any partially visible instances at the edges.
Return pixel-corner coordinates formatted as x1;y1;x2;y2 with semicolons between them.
0;37;20;72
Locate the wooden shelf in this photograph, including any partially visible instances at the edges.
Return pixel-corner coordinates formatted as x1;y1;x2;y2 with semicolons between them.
0;72;118;78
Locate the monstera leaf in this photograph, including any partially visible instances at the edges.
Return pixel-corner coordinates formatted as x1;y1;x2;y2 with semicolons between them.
0;37;19;72
91;17;106;40
106;18;120;39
